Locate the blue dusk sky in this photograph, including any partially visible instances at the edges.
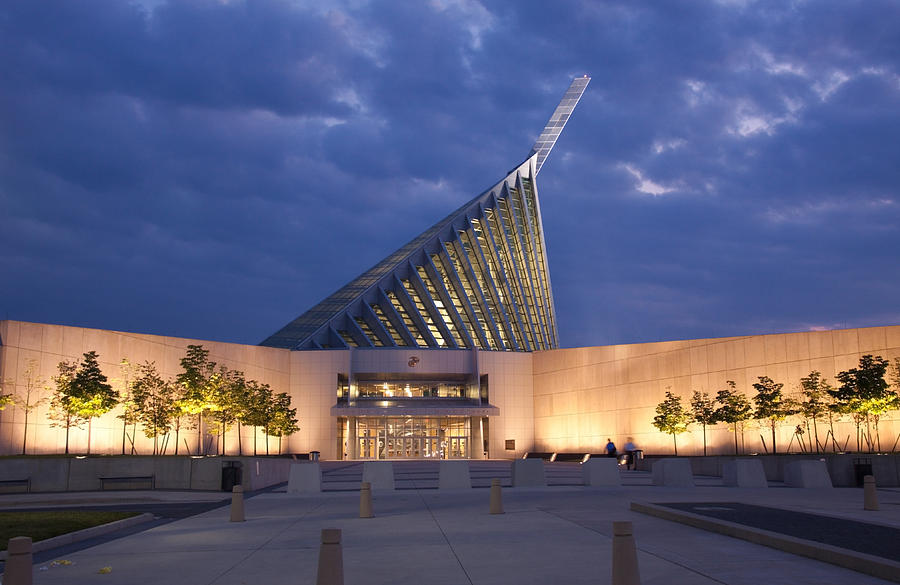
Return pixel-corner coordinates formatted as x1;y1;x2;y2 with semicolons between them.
2;1;899;349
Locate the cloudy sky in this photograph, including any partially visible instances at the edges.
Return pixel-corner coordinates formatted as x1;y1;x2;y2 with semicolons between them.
2;0;899;349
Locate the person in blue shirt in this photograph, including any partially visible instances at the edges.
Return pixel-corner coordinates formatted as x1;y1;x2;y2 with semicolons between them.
605;438;617;458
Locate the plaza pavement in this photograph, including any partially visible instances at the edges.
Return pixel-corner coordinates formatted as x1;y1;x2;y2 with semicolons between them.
2;461;899;585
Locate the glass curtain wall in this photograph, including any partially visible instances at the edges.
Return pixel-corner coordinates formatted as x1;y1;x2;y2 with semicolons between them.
347;417;470;460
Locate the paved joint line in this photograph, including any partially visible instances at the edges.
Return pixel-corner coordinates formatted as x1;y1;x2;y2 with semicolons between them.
538;507;731;585
416;490;475;585
203;499;327;585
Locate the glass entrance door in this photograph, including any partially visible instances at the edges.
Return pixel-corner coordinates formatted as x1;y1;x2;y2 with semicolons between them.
353;417;471;459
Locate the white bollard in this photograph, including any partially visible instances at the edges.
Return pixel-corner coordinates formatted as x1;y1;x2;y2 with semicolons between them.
4;536;33;585
864;475;879;511
611;521;640;585
230;485;245;522
489;478;504;514
359;481;374;518
316;528;344;585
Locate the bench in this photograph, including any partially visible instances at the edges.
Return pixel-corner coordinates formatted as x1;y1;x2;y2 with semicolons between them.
0;478;31;493
99;475;155;490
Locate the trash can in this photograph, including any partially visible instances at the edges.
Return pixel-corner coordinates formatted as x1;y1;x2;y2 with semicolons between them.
310;451;320;462
853;457;872;486
222;461;243;491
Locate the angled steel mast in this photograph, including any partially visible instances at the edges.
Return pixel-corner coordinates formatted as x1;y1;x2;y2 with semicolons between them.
530;75;591;175
261;76;590;351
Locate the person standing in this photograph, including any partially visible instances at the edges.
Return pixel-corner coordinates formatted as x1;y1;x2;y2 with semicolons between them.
624;437;637;470
605;438;617;458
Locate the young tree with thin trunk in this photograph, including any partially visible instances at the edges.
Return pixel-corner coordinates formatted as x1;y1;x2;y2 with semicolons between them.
11;359;48;455
241;381;273;455
115;358;140;455
266;392;299;455
48;359;84;454
652;390;691;455
799;371;832;453
752;375;795;455
832;355;893;451
131;361;177;455
207;367;248;455
713;381;752;455
175;345;219;455
690;390;717;456
68;351;119;454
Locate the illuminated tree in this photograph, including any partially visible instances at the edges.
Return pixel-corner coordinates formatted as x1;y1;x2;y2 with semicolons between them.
798;371;833;453
175;345;220;455
833;355;896;451
690;390;717;456
652;391;691;455
68;351;119;454
207;367;249;455
48;359;84;454
131;361;178;455
115;358;140;455
241;380;273;455
713;381;752;455
752;375;796;455
265;392;299;455
11;359;49;454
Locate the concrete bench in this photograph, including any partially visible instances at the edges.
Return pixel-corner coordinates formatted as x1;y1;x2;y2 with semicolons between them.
785;460;833;488
651;459;694;487
439;460;471;489
512;459;546;487
723;459;768;488
0;478;31;493
287;463;322;493
99;475;155;490
582;458;621;486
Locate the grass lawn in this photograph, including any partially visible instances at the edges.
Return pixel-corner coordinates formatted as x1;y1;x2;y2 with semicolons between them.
0;510;139;551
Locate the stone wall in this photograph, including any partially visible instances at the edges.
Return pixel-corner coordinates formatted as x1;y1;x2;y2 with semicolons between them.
533;326;900;456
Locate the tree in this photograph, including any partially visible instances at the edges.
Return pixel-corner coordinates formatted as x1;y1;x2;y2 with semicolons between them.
11;359;49;454
751;375;796;455
798;371;832;453
713;381;753;455
265;392;299;455
131;361;178;455
652;390;691;455
207;367;249;455
241;380;273;455
48;359;84;454
67;351;119;454
175;345;220;455
832;355;895;451
114;358;140;455
690;390;717;456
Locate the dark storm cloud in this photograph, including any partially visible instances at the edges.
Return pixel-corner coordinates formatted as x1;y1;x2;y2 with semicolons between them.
1;0;898;347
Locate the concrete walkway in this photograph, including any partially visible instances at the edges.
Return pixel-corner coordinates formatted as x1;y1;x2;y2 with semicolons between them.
5;466;900;584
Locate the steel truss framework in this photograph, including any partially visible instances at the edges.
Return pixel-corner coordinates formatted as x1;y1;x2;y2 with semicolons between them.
261;76;590;351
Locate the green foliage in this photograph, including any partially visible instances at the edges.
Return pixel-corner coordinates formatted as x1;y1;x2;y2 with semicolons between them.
69;351;119;420
175;345;221;454
131;361;178;453
751;375;796;454
713;381;752;455
48;359;83;454
0;393;12;410
690;390;717;455
832;355;898;451
652;390;691;455
798;371;833;453
0;511;138;550
266;392;299;455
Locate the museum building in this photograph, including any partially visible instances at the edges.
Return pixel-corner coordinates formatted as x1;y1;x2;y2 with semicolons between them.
1;77;898;460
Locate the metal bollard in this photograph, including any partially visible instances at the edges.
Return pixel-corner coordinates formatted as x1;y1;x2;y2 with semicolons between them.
4;536;33;585
489;478;504;514
864;475;879;511
611;521;641;585
230;485;245;522
316;528;344;585
359;481;374;518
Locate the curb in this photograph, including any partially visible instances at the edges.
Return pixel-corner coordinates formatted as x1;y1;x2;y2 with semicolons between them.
631;501;900;584
0;513;156;561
